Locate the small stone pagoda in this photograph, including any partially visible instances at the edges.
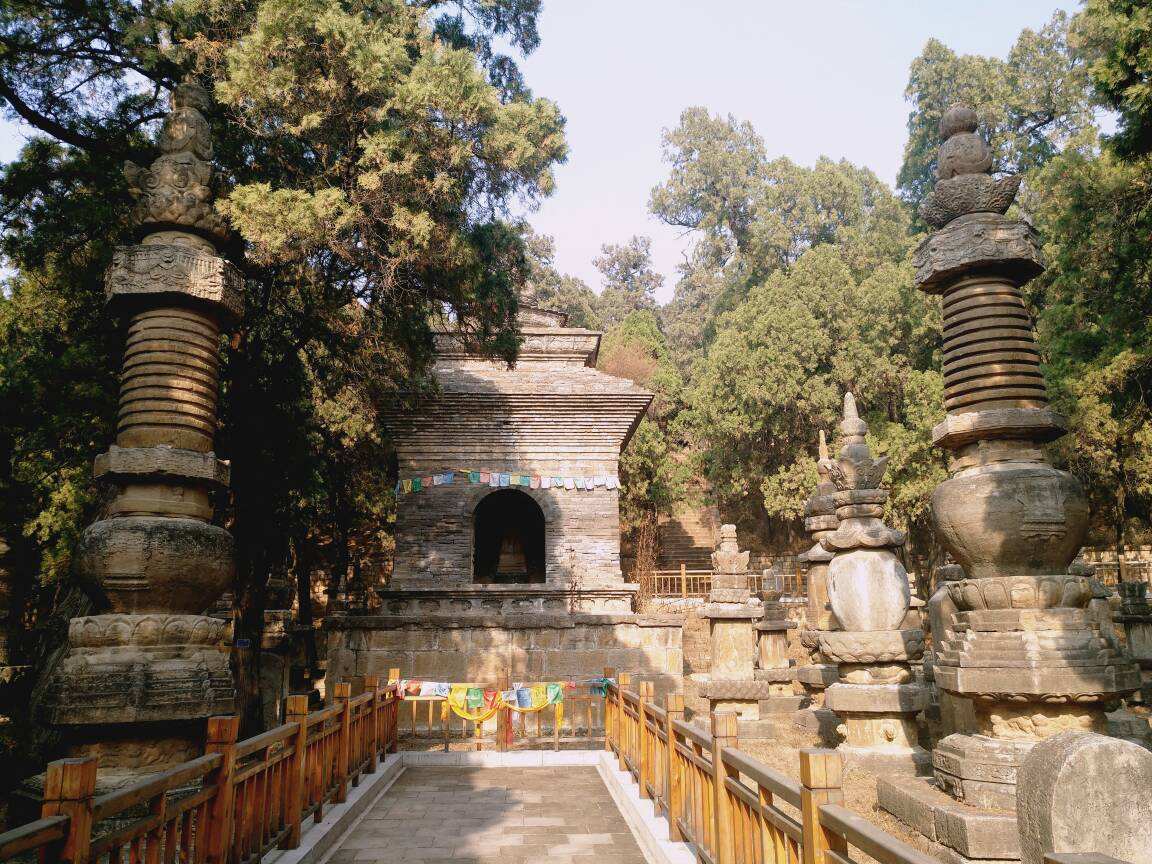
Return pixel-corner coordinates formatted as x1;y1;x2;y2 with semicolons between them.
44;82;240;785
696;526;779;736
819;395;929;774
324;304;684;689
879;104;1140;864
796;431;841;703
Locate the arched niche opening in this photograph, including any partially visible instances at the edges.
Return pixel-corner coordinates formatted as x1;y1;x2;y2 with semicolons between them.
472;488;546;583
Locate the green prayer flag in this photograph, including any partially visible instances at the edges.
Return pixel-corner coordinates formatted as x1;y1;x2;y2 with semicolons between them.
466;687;484;710
546;683;563;704
469;471;480;484
412;477;422;492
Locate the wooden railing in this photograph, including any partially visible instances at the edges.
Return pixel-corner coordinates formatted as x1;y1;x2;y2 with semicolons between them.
650;567;807;600
387;670;609;751
1;676;400;864
606;677;941;864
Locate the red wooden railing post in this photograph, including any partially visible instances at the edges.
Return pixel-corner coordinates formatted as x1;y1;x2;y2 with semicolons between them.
496;674;511;753
364;675;380;773
40;757;97;864
334;682;352;804
665;693;685;842
204;716;240;864
637;681;652;798
616;673;631;772
282;695;310;849
711;712;738;864
603;666;616;752
799;748;847;864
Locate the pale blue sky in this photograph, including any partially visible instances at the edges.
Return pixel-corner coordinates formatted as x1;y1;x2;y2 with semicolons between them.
518;0;1078;302
0;1;1078;302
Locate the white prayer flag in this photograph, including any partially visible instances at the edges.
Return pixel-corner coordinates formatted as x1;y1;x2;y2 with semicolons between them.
541;477;552;489
564;477;575;490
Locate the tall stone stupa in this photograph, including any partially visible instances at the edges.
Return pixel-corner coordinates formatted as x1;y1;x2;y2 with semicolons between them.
44;81;241;785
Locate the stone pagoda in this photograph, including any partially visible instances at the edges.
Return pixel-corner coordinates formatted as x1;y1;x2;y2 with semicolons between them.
44;82;239;785
323;304;684;691
796;431;841;703
818;394;929;774
879;104;1140;864
696;525;778;736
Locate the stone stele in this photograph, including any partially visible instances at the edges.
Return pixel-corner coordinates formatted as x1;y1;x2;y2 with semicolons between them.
1016;731;1152;864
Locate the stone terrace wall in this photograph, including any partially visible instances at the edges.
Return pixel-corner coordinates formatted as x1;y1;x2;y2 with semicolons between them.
325;614;683;695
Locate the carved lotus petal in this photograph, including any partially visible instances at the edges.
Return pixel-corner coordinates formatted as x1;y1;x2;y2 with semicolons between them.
946;575;1091;611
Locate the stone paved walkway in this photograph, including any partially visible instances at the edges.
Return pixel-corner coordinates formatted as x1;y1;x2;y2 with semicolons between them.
330;767;648;864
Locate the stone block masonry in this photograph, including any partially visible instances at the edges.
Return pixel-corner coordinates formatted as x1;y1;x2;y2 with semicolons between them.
325;615;683;696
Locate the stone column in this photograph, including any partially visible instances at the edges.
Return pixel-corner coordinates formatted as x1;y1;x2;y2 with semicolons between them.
818;394;929;775
755;586;801;716
44;82;241;785
880;104;1139;864
1116;581;1152;702
796;431;840;702
697;525;775;736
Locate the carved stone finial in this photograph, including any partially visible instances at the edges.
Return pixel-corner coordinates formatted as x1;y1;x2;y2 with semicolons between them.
124;78;227;240
918;103;1022;228
818;429;829;462
829;394;888;492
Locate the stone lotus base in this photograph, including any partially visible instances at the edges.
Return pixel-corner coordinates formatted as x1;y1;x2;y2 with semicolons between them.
47;613;234;726
878;775;1020;864
817;628;924;664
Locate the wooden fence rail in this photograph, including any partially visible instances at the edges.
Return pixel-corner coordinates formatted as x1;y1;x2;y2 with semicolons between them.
605;680;941;864
1;678;400;864
649;568;807;600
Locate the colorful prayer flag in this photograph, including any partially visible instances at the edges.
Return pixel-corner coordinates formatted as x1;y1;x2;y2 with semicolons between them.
575;477;586;490
564;477;575;490
412;478;422;492
540;477;551;489
444;472;455;485
499;473;510;487
469;471;481;484
530;476;540;489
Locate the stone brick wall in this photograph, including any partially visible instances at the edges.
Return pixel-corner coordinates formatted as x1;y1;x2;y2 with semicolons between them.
393;481;625;588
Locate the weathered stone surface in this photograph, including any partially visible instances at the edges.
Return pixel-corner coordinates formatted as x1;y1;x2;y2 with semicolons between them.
1017;732;1152;864
94;445;230;486
324;616;683;697
878;777;1021;859
45;81;239;781
77;516;234;614
818;629;925;664
795;664;839;687
106;244;243;320
931;407;1067;450
913;213;1044;293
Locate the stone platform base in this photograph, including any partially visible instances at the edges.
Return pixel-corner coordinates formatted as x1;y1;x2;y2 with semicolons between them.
796;664;838;688
793;707;839;738
878;775;1019;864
839;745;931;777
325;612;683;695
758;695;805;714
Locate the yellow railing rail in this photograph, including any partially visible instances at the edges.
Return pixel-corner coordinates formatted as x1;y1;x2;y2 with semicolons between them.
605;680;944;864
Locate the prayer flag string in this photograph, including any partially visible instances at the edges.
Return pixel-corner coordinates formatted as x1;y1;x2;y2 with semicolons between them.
394;468;619;496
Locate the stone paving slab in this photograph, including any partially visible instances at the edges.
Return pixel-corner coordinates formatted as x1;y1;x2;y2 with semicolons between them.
329;767;648;864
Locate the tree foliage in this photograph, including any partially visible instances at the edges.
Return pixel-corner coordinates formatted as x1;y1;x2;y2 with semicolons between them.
0;0;565;726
